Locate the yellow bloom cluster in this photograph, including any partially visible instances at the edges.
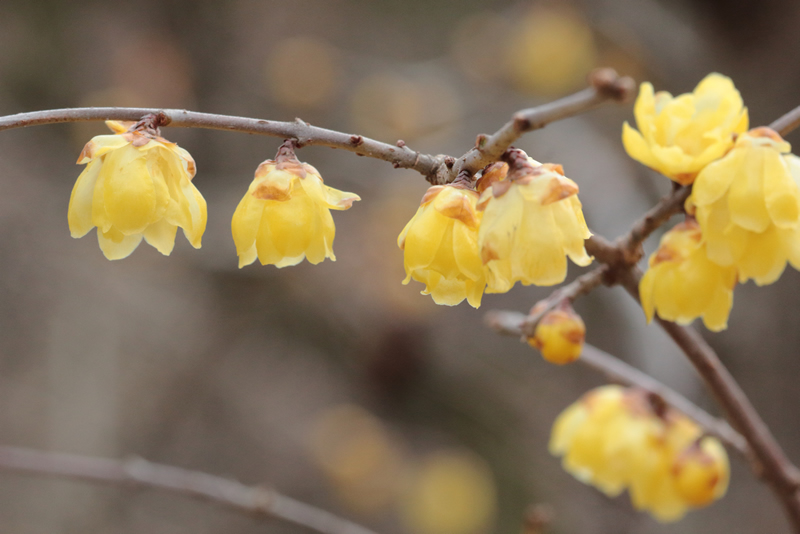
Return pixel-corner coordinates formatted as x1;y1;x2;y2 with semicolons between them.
550;385;729;522
640;221;736;332
623;73;748;185
232;143;360;268
69;120;207;260
691;128;800;285
397;153;592;307
527;302;585;365
625;74;800;329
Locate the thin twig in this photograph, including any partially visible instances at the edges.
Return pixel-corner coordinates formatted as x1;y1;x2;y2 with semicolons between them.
770;104;800;137
490;267;608;339
484;310;746;454
453;68;636;178
0;446;379;534
0;107;445;181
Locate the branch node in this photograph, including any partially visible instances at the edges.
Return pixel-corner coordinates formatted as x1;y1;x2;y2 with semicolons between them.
475;134;488;149
349;135;364;147
444;156;456;169
513;113;532;133
589;67;636;102
396;139;406;148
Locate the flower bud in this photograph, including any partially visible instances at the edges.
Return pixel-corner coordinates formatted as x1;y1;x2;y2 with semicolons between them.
527;303;585;365
672;437;730;507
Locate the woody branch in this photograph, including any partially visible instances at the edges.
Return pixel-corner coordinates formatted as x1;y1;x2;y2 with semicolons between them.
0;446;379;534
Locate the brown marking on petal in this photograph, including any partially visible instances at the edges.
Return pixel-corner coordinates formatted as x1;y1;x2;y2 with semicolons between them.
420;186;444;206
476;162;508;194
254;160;278;179
748;126;785;143
653;246;677;265
275;159;308;178
131;132;151;147
540;177;579;205
436;190;480;228
491;179;513;198
398;234;406;250
184;158;196;179
536;163;564;176
77;140;98;163
673;172;697;186
481;242;500;265
561;327;585;345
252;180;293;201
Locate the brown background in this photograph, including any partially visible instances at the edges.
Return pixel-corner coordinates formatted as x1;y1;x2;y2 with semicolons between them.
1;0;799;533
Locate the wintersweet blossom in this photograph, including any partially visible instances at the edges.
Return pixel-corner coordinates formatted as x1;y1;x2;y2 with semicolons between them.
68;120;207;260
398;183;485;308
477;154;592;293
622;73;748;185
639;220;736;332
690;127;800;285
550;385;729;522
231;142;359;268
527;302;585;365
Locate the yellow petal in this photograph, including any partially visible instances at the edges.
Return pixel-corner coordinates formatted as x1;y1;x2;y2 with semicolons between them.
726;147;771;232
97;227;143;260
763;149;799;228
101;145;158;235
143;219;179;255
68;159;102;238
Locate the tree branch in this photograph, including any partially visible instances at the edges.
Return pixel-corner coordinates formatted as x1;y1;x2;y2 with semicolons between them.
452;68;636;178
0;445;379;534
770;104;800;137
0;107;444;180
483;310;747;454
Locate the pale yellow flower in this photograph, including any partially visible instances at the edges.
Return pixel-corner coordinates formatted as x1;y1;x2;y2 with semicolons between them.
639;220;736;331
68;120;207;260
231;143;359;268
527;303;585;365
690;127;800;285
477;156;592;293
398;184;485;308
622;73;748;185
550;386;729;523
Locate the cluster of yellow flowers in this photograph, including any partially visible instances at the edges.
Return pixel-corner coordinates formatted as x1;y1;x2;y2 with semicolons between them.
625;73;800;330
69;121;359;264
399;152;592;308
550;385;730;522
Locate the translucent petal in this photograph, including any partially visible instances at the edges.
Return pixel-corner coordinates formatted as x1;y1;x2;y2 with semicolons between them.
763;150;800;229
727;147;771;232
512;204;567;286
143;219;178;256
97;228;143;260
68;159;102;238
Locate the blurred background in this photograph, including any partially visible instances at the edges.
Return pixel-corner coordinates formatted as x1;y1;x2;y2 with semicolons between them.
1;0;799;533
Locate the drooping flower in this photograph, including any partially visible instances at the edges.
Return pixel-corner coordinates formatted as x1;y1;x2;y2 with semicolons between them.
398;183;485;308
68;119;207;260
477;152;592;293
639;220;736;331
550;385;730;522
690;127;800;285
527;302;585;365
231;140;360;268
622;73;748;185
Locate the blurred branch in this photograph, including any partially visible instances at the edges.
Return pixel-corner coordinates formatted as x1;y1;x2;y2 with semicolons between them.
0;108;444;181
0;446;379;534
484;311;747;455
453;68;636;178
770;104;800;137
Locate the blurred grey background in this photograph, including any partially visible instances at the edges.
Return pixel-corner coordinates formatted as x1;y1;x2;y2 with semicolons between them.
1;0;799;533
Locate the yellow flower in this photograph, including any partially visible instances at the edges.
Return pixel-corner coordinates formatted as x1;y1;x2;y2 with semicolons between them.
639;220;736;332
690;127;800;285
398;184;485;307
527;302;585;365
231;142;359;268
477;155;592;293
68;120;207;260
550;386;730;523
622;73;748;185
